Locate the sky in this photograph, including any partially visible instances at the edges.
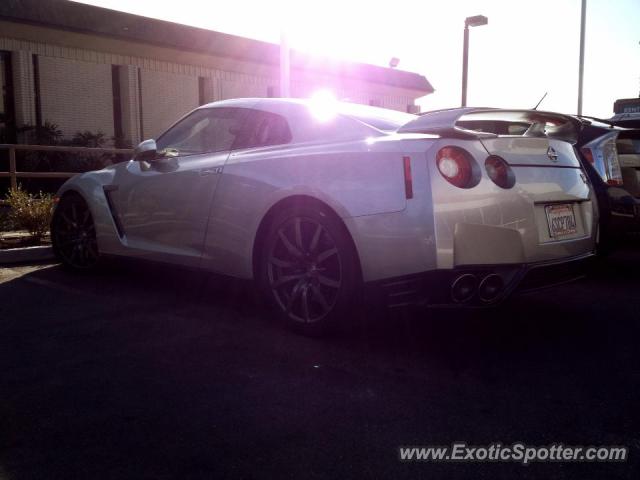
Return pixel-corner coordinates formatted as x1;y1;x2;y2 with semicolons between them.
72;0;639;118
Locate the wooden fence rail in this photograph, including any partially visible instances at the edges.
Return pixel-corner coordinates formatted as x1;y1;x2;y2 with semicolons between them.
0;144;133;191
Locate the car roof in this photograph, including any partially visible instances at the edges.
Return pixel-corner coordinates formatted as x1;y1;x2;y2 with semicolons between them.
199;97;414;120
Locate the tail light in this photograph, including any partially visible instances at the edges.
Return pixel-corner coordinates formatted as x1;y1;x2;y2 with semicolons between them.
580;147;595;165
485;155;515;189
436;146;478;188
582;133;623;186
601;136;623;186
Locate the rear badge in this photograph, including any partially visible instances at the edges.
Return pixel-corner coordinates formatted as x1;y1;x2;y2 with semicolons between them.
547;147;559;162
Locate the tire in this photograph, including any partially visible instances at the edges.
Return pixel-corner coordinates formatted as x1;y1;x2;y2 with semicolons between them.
258;204;360;336
51;193;100;271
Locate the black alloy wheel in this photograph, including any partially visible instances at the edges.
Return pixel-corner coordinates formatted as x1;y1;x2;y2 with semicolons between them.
260;206;359;335
51;194;99;270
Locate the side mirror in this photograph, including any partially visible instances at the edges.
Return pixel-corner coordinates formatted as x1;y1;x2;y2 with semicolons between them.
134;139;158;162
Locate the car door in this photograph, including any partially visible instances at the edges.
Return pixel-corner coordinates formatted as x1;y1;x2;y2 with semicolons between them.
201;108;294;274
109;107;251;266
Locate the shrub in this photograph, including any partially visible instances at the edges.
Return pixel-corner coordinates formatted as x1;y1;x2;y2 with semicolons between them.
112;135;133;150
66;130;111;170
5;186;54;241
15;122;65;177
70;130;107;148
17;121;63;145
0;207;14;232
16;124;118;182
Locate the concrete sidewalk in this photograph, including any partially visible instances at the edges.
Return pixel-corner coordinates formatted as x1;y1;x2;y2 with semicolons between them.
0;231;54;265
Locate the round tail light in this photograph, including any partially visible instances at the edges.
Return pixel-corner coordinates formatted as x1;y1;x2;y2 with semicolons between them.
485;155;515;189
436;147;477;188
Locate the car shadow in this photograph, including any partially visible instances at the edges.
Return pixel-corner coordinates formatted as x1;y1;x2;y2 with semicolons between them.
5;244;639;369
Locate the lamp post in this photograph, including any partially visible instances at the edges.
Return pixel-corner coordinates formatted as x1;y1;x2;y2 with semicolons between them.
280;30;291;98
577;0;586;115
461;14;488;107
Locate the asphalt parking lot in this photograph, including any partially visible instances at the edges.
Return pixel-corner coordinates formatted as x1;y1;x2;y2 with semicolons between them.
1;246;639;479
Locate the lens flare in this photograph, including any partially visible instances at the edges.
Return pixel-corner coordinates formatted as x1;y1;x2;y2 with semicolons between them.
309;90;338;122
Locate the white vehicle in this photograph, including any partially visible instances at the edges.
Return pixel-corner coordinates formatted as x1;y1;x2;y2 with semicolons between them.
51;99;597;335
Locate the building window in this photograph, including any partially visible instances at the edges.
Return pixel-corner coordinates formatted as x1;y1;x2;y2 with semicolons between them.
111;65;124;147
0;51;16;143
198;77;206;106
32;54;42;129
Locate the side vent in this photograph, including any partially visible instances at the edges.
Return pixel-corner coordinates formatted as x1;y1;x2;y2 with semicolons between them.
103;185;125;238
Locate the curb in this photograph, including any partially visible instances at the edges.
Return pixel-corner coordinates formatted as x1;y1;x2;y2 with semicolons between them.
0;245;55;265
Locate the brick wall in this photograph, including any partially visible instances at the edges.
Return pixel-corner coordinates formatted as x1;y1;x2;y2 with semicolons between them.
38;56;114;140
139;69;199;139
291;77;415;113
0;31;421;147
220;78;270;101
10;50;36;127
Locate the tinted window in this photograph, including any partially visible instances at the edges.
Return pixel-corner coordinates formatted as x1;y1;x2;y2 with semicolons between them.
614;119;640;129
232;110;292;149
156;108;246;155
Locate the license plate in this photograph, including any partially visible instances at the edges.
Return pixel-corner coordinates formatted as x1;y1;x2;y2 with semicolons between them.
545;204;577;238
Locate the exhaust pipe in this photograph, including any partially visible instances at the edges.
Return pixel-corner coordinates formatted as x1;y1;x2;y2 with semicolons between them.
478;274;505;303
451;274;478;303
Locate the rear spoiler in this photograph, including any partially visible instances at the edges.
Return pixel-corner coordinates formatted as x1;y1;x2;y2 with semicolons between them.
398;108;583;144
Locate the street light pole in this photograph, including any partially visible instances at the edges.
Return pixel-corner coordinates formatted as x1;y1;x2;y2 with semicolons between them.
461;24;470;107
461;15;488;107
280;30;291;98
577;0;587;115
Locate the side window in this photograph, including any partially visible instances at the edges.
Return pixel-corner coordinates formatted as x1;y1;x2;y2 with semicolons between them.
232;110;292;150
156;108;246;156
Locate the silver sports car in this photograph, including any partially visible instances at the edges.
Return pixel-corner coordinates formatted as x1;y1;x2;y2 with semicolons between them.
51;98;597;334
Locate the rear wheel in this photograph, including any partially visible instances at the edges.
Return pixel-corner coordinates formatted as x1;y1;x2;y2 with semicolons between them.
258;205;360;336
51;194;100;270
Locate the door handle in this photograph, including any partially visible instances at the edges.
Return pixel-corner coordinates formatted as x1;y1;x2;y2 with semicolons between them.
199;167;222;176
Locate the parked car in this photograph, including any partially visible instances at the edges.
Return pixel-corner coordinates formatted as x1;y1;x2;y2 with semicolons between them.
610;112;640;129
572;116;640;248
51;99;597;335
611;97;640;128
455;109;640;251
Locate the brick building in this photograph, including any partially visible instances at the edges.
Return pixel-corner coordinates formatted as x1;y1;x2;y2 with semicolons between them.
0;0;433;147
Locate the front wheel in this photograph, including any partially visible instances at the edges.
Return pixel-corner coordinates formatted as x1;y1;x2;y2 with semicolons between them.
51;193;100;270
258;206;360;336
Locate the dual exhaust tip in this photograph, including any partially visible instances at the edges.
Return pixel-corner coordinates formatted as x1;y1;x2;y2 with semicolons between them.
451;273;504;304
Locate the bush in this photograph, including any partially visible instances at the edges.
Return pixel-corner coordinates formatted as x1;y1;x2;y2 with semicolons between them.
12;124;123;192
65;130;113;171
70;130;107;148
17;121;63;146
0;207;14;232
5;186;54;241
15;122;65;177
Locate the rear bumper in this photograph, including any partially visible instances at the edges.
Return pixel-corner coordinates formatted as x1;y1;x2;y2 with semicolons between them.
514;253;595;293
364;253;595;308
607;195;640;234
588;174;640;236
